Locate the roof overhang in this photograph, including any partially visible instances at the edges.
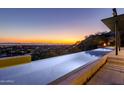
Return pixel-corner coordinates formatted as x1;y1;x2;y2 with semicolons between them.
102;14;124;31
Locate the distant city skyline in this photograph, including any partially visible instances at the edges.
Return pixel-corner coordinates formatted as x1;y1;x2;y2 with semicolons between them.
0;8;124;44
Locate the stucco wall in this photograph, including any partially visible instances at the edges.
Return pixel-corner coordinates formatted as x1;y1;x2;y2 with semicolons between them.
0;55;31;68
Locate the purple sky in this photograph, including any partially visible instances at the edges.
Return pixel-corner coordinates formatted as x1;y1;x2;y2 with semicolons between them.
0;8;124;44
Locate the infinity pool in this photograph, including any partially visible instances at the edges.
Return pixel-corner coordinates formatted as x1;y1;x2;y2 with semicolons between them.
0;48;113;85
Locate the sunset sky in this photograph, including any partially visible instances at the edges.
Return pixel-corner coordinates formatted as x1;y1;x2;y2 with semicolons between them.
0;8;124;44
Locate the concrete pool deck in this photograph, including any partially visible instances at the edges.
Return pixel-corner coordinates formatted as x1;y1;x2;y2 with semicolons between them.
86;48;124;85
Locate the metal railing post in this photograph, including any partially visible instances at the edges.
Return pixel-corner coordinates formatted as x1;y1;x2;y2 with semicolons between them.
113;8;118;55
